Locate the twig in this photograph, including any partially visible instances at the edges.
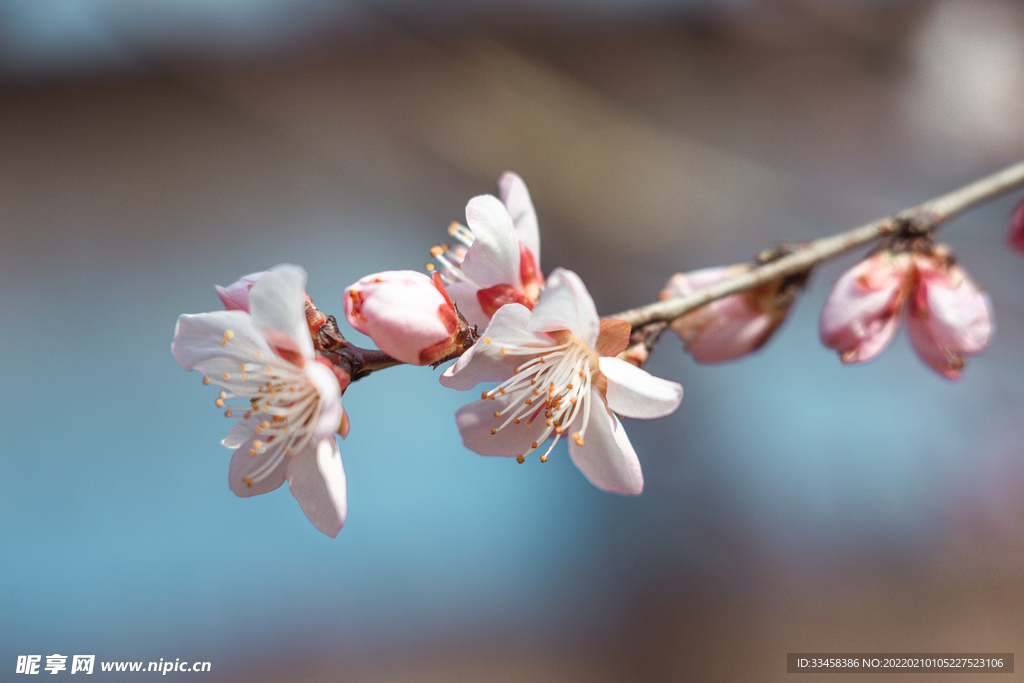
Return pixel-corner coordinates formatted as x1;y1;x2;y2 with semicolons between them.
608;159;1024;328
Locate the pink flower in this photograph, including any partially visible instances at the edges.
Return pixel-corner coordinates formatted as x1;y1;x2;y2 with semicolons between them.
820;247;993;379
1007;198;1024;255
660;264;794;363
344;270;462;365
431;172;544;328
441;268;682;495
819;250;913;363
907;254;993;380
215;271;269;312
172;265;348;537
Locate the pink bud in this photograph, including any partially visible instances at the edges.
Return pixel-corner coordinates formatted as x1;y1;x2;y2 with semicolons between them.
820;251;912;364
906;254;993;380
215;271;269;312
1007;198;1024;255
344;270;461;365
661;265;792;363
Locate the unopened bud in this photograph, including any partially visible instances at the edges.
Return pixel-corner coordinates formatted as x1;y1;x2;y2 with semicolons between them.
820;250;912;364
1007;198;1024;255
344;270;463;365
661;265;795;363
907;252;993;380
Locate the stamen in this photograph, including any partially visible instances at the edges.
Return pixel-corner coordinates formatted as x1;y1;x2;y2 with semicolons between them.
516;455;525;464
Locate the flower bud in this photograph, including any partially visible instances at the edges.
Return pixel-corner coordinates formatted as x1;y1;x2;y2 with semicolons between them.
660;265;794;363
820;250;913;364
344;270;462;365
1007;198;1024;255
907;252;993;380
215;270;269;312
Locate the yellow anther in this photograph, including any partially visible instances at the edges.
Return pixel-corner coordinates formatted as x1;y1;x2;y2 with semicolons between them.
569;397;577;404
525;421;532;427
578;370;584;377
545;411;553;418
240;373;247;380
530;379;536;385
252;440;263;450
575;438;584;447
531;441;538;449
482;391;490;399
243;476;253;487
572;432;581;440
244;411;252;419
513;367;519;374
493;411;501;418
221;330;234;346
490;428;497;435
513;418;520;424
222;373;230;380
215;398;225;408
555;426;563;435
499;388;506;394
484;337;492;344
249;448;258;457
540;454;548;463
224;410;233;417
202;376;210;385
516;455;525;464
219;391;227;399
524;399;532;406
500;348;506;355
546;420;552;427
273;415;286;423
425;263;435;271
566;383;573;390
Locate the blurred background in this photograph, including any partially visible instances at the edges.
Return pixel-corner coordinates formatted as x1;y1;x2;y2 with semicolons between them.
2;0;1024;680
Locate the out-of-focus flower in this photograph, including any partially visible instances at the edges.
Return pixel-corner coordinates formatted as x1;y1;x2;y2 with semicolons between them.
907;253;993;380
820;250;914;364
344;270;463;365
430;172;544;328
173;265;349;537
441;268;682;495
660;264;796;363
1006;198;1024;255
820;246;993;379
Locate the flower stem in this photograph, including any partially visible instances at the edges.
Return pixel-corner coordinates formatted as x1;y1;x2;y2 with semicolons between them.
608;159;1024;328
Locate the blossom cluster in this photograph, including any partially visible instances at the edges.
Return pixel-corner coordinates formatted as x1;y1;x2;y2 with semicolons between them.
172;171;1001;536
173;172;682;535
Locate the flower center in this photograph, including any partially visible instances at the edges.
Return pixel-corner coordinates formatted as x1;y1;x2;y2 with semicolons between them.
481;333;599;463
206;331;323;487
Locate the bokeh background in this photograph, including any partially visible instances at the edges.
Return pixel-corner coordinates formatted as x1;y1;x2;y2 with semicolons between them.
3;0;1024;680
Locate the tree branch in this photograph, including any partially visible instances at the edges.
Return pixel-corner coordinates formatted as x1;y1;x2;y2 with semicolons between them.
608;159;1024;328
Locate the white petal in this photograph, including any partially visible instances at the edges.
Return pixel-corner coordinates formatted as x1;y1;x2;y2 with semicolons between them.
228;433;289;497
599;356;683;419
498;171;540;268
440;303;549;390
247;265;314;361
569;393;643;495
287;438;347;537
304;362;344;441
222;415;260;449
445;282;490;330
171;310;267;371
455;398;548;457
461;194;521;288
528;268;599;347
